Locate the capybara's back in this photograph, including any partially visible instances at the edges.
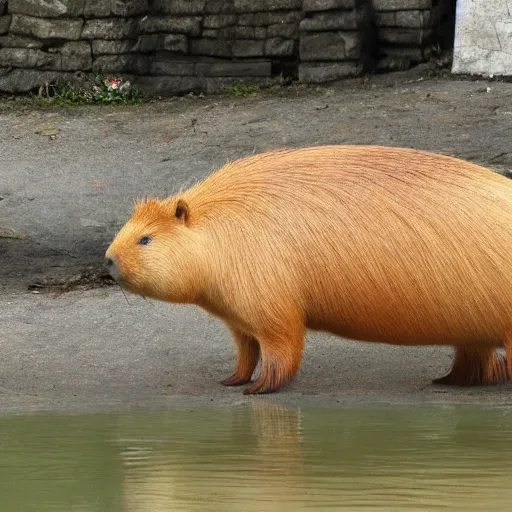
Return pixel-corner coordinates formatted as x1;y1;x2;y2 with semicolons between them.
106;145;512;394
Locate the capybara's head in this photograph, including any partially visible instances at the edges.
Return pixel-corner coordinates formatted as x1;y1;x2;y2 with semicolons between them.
105;197;201;302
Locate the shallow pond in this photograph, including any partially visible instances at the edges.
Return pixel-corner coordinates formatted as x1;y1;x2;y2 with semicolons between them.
0;403;511;511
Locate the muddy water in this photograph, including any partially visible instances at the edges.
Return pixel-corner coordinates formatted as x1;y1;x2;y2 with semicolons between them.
0;403;511;511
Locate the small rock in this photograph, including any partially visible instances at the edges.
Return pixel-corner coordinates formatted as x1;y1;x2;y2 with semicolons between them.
80;218;106;228
35;123;60;136
0;227;26;239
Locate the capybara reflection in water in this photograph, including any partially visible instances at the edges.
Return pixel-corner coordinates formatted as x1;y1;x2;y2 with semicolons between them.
105;145;512;394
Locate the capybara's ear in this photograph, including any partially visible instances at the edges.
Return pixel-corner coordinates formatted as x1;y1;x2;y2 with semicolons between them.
175;199;190;224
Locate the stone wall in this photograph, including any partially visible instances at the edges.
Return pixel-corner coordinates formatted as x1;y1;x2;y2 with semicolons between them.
0;0;454;96
374;0;456;71
452;0;512;77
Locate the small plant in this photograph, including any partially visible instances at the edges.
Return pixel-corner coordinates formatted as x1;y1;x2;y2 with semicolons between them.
35;74;143;106
89;74;143;104
225;83;261;98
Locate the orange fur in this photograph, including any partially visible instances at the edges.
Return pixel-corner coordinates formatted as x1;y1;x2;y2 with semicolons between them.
105;145;512;394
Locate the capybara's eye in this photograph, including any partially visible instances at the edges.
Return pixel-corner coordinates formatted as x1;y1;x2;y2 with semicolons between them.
138;236;152;246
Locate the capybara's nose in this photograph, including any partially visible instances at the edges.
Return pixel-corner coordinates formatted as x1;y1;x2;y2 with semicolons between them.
105;254;118;279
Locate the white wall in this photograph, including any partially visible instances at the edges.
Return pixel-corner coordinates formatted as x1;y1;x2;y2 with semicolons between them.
452;0;512;76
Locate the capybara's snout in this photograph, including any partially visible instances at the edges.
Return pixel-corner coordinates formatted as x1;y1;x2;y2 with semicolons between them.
104;250;119;281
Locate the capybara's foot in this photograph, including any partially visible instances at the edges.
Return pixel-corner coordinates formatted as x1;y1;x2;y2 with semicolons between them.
221;374;252;386
433;347;509;386
241;328;305;394
242;353;298;395
243;379;280;395
225;329;260;387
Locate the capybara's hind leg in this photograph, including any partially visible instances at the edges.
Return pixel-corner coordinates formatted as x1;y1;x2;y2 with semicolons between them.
221;329;260;386
244;328;305;395
433;346;509;386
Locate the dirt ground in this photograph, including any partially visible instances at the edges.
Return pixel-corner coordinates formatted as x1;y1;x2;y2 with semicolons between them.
1;67;512;414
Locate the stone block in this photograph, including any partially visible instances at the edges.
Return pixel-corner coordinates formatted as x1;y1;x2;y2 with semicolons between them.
92;40;134;55
93;54;150;74
84;0;111;17
150;56;196;75
111;0;149;16
300;31;362;61
0;0;6;15
150;0;206;14
375;10;431;27
375;12;394;25
231;39;265;57
234;0;301;11
132;75;202;96
0;47;60;69
8;0;85;17
82;19;138;39
376;56;411;71
265;37;296;56
267;23;298;38
298;61;362;83
205;0;234;13
300;10;366;31
379;46;430;64
266;0;302;9
380;45;424;60
0;34;43;48
60;41;92;71
204;14;237;28
214;26;237;37
131;34;164;52
303;0;358;10
10;14;83;40
238;13;269;26
202;29;218;37
195;59;271;76
239;11;302;26
190;38;231;57
234;26;255;38
130;33;188;53
378;27;431;44
0;68;79;93
254;27;267;38
268;11;303;24
0;14;11;34
164;34;188;52
139;16;202;36
373;0;431;11
395;10;431;27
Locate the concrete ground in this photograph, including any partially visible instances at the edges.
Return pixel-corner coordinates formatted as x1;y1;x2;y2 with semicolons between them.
2;67;512;414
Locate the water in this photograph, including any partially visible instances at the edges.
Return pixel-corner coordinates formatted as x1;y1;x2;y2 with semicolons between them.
0;403;511;511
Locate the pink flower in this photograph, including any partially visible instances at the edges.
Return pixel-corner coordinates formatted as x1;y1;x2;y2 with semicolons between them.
111;80;119;90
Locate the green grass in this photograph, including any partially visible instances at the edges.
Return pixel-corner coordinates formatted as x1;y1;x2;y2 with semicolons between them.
33;74;144;106
224;83;261;98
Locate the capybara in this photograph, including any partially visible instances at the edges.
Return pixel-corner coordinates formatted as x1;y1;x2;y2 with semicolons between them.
105;145;512;394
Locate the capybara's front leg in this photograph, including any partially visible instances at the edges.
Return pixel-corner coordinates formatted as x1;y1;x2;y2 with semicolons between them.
221;328;260;386
433;346;509;386
243;329;305;395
